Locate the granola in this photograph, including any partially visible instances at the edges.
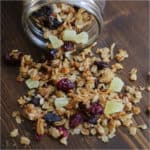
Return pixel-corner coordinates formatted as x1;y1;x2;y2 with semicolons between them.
30;3;94;49
7;42;148;146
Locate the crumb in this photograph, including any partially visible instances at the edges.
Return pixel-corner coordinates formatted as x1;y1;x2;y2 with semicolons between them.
130;68;137;81
10;129;19;137
20;136;30;145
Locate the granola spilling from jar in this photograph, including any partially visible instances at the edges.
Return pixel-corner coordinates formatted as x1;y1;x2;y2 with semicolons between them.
30;3;94;49
7;42;148;146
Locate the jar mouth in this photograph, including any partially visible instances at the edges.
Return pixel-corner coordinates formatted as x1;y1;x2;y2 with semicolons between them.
22;1;103;50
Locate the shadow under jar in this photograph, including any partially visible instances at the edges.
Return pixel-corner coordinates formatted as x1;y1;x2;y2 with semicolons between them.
22;0;105;50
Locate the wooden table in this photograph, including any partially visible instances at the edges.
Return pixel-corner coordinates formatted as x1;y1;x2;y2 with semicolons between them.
1;1;150;149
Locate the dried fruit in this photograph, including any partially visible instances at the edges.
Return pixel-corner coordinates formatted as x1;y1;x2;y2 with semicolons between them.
30;97;40;106
62;42;74;51
57;78;75;92
104;100;124;115
89;103;103;115
63;29;77;42
109;77;124;92
57;126;69;137
74;31;89;44
47;49;58;60
44;112;61;124
49;35;64;49
54;97;69;108
70;113;83;128
32;5;53;18
25;79;39;89
47;16;63;29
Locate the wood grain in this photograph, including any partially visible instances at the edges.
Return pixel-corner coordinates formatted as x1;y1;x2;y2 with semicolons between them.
1;1;150;149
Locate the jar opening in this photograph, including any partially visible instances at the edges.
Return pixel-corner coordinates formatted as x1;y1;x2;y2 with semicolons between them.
22;1;103;50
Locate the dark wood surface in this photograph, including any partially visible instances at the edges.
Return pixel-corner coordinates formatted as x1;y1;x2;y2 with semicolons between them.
1;1;150;149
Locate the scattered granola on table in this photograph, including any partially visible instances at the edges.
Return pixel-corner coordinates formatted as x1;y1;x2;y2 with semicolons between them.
6;42;148;146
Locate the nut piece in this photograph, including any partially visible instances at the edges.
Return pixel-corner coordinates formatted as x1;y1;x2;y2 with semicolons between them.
20;136;30;145
115;49;128;62
49;127;61;139
130;68;137;81
60;136;68;145
36;118;45;135
138;124;147;130
129;126;137;136
10;129;19;137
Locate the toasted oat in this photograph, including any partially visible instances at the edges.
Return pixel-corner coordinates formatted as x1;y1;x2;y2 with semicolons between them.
115;49;128;62
132;106;141;115
20;136;30;145
36;118;45;135
130;68;137;81
138;124;147;130
10;129;19;137
129;126;137;136
112;63;123;72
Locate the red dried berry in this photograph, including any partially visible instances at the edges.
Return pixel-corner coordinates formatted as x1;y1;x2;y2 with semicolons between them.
57;126;69;137
89;103;103;115
57;78;75;92
70;113;83;128
62;42;74;51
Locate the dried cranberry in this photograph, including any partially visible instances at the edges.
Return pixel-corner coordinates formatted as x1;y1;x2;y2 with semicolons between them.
3;52;22;65
62;42;74;51
30;97;40;106
44;112;61;124
70;113;83;128
89;103;103;115
57;126;69;137
94;61;109;70
57;78;75;92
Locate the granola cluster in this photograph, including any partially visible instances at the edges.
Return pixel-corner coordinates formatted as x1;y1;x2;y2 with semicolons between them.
9;42;147;146
31;3;94;49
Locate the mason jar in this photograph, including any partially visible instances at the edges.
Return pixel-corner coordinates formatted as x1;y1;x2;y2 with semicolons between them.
22;0;105;50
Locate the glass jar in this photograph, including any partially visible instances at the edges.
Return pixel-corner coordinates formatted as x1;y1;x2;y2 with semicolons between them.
22;0;105;50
